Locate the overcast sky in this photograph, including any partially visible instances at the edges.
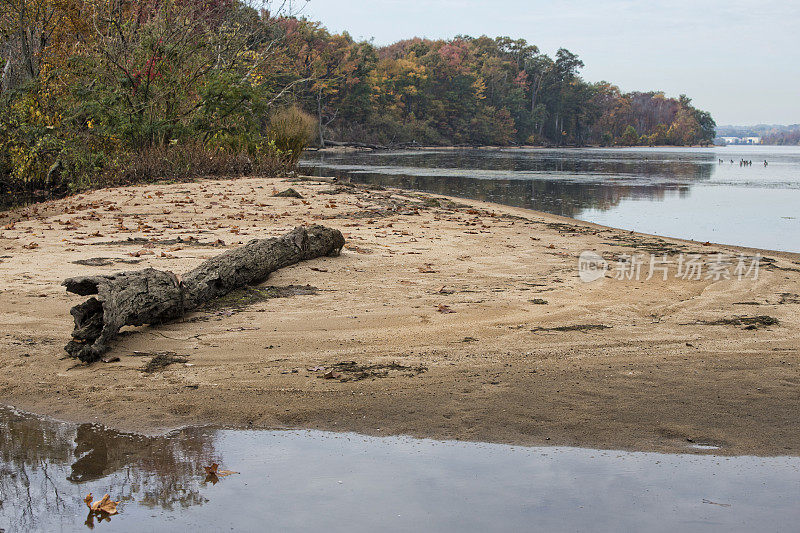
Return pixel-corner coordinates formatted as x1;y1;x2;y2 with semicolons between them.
300;0;799;125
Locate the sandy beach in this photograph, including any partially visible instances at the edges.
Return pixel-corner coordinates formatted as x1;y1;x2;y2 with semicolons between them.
0;175;798;455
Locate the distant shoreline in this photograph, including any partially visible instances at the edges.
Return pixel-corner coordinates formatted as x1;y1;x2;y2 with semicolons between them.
310;142;783;153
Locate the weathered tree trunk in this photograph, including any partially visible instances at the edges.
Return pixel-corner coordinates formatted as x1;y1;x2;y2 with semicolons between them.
323;140;387;150
317;88;326;149
1;59;12;93
63;225;345;363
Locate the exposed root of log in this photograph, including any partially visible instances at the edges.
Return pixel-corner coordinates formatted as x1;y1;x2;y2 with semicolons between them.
63;225;345;363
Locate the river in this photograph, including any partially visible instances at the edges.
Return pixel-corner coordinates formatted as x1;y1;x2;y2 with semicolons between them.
300;145;800;252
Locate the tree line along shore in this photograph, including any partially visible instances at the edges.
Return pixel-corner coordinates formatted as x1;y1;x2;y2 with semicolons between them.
2;0;715;203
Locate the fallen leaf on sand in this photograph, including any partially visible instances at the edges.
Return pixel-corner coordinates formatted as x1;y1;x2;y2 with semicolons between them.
84;493;120;515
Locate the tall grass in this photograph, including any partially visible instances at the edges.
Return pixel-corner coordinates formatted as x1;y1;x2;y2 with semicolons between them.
268;107;317;165
116;142;287;185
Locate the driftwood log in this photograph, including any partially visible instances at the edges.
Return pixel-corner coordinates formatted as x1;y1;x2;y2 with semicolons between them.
63;225;345;363
322;140;388;150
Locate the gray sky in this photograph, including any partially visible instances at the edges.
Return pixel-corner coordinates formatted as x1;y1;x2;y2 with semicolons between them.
302;0;799;125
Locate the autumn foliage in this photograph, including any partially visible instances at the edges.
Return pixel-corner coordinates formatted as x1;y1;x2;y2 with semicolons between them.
300;33;715;148
0;0;315;198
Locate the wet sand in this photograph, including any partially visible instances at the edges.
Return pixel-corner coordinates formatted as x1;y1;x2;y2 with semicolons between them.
0;176;798;455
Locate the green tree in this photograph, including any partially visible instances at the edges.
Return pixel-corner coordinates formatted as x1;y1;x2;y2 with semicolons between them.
621;125;639;146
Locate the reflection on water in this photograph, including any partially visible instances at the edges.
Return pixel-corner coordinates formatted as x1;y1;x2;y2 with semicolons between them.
299;146;800;252
1;407;800;532
0;407;215;531
301;148;709;217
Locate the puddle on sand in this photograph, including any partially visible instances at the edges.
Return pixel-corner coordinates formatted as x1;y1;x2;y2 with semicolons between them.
1;407;799;532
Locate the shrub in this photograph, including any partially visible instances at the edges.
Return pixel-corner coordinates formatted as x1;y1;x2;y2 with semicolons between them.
267;107;317;165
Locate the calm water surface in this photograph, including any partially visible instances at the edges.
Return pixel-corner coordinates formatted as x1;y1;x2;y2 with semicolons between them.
300;146;800;252
1;407;798;532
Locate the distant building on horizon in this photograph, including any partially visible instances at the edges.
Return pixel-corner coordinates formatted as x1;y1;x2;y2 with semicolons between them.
719;136;762;145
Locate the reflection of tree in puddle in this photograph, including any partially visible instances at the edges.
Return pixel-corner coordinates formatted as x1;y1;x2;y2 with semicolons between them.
0;407;217;530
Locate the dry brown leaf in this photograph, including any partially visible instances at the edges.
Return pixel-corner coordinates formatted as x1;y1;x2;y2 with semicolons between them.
84;493;120;515
346;245;372;254
203;463;239;477
129;249;155;257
